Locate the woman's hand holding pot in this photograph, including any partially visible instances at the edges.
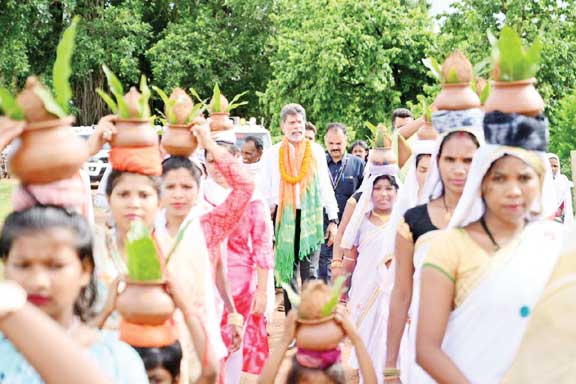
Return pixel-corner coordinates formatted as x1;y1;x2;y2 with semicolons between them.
281;310;298;347
0;117;24;152
89;115;116;156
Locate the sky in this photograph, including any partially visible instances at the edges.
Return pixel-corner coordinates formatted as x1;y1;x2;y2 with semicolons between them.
429;0;459;16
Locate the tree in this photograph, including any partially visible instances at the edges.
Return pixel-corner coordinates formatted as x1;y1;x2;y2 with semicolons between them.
146;0;273;119
260;0;435;138
437;0;576;161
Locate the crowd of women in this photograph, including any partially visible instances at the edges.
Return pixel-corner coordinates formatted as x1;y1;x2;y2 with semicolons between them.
2;38;576;384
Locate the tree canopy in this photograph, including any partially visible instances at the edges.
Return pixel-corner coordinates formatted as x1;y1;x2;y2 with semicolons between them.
1;0;575;162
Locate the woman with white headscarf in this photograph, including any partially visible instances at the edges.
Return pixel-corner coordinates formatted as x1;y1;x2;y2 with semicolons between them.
417;112;563;384
341;163;400;383
547;153;574;225
384;108;484;382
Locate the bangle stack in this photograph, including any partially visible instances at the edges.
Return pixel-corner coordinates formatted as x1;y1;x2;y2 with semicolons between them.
227;312;244;328
383;368;400;381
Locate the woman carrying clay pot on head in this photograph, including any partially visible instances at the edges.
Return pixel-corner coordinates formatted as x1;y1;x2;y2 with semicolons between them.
92;119;253;382
199;140;274;382
416;113;562;383
385;110;484;383
259;307;376;384
0;205;148;383
156;151;258;382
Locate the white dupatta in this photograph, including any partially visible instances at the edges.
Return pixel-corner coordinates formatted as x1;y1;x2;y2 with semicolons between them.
416;145;564;383
436;221;563;384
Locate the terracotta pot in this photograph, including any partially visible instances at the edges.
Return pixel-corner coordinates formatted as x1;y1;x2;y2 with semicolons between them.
434;83;481;111
169;88;195;125
111;118;158;147
484;78;545;116
296;316;345;351
10;116;90;184
417;121;438;140
16;76;59;123
369;147;396;165
161;124;198;156
209;112;233;131
116;281;175;326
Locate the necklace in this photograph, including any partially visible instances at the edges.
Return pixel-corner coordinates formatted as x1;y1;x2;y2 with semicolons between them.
480;215;500;251
442;195;454;221
279;139;312;184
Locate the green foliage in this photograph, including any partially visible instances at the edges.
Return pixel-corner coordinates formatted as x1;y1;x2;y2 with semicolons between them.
153;86;205;125
0;88;24;120
492;26;542;81
479;81;491;105
276;271;301;308
320;276;346;317
209;83;249;113
212;83;222;113
98;65;130;118
152;86;176;123
34;84;67;118
138;75;151;119
260;0;435;139
125;220;163;281
366;121;390;148
53;16;79;114
422;57;441;81
550;88;576;179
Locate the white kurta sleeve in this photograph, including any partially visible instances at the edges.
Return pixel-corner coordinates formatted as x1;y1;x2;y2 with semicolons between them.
313;143;338;220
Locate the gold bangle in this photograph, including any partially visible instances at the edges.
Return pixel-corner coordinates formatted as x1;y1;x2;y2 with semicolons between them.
227;312;244;327
383;368;400;377
343;257;355;262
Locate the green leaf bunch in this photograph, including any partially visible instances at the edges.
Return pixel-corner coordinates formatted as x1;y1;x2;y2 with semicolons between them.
490;26;542;81
0;88;24;120
320;276;346;317
32;16;80;119
209;83;249;113
97;66;152;119
366;121;390;148
125;220;163;281
153;86;205;125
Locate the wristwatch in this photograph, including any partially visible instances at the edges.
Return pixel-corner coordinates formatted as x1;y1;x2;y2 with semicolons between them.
328;218;339;225
0;281;27;320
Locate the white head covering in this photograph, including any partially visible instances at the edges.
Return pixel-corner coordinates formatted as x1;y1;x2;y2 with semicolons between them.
546;153;574;225
418;108;485;204
341;163;400;249
448;144;556;228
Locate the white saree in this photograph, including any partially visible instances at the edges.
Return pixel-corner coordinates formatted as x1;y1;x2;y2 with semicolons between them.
417;219;564;384
348;216;409;384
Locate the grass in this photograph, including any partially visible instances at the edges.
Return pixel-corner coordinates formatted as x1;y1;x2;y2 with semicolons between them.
0;179;17;224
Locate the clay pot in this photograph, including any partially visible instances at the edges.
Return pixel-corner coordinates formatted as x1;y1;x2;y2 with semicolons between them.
161;124;198;156
124;87;142;118
10;116;90;184
369;147;396;165
209;112;233;131
169;88;195;125
209;95;230;114
116;281;175;326
483;78;545;116
16;76;59;123
417;121;438;141
296;316;345;351
111;118;157;147
441;50;473;83
434;83;481;111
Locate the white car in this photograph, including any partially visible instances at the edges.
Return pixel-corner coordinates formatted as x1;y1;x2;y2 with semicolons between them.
74;126;109;185
233;121;272;149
